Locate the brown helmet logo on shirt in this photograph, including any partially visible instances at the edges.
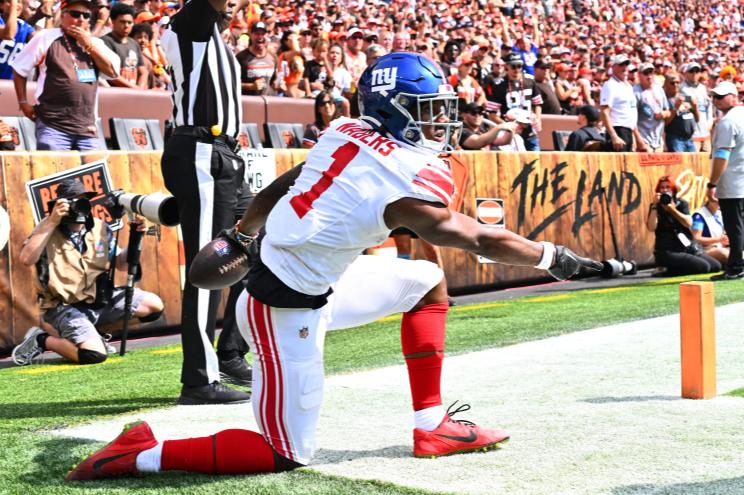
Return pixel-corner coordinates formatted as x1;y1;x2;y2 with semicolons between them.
131;128;148;148
238;132;250;149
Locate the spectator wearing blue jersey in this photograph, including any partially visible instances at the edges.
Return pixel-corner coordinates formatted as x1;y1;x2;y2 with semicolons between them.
691;198;730;265
0;0;35;80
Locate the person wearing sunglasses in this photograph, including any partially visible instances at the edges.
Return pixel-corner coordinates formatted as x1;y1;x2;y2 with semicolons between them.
11;0;119;151
680;62;713;153
633;62;669;153
707;81;744;280
485;51;543;151
662;72;699;152
459;101;517;150
302;90;337;148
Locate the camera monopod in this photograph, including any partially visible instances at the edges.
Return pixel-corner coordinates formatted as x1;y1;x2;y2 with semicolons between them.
599;186;637;278
119;215;145;356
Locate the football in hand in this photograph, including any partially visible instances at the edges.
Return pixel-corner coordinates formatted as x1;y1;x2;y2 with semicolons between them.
189;237;251;290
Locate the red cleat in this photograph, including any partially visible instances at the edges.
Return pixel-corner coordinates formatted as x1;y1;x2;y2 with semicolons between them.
413;402;509;458
65;421;158;480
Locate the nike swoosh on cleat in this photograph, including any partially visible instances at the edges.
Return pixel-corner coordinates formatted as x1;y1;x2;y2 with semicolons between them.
434;430;477;443
92;452;130;472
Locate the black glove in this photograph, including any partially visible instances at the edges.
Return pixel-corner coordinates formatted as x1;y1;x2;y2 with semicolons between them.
548;245;604;281
218;225;260;263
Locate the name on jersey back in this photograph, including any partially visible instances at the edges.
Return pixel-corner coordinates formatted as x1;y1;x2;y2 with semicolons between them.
335;122;400;157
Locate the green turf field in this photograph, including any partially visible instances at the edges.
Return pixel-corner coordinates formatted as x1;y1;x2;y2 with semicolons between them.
1;275;742;495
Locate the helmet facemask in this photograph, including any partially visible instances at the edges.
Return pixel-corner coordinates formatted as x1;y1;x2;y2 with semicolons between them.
392;92;462;153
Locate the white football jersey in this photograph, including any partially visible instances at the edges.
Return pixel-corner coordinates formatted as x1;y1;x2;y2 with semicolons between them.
262;117;454;295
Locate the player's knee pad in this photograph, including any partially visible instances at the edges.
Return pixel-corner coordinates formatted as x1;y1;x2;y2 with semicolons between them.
77;348;107;364
138;309;163;323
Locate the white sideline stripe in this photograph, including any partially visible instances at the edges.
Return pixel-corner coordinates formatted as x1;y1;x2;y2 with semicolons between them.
53;303;744;495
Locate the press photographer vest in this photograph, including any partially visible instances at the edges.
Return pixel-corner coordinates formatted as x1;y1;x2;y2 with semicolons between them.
38;219;111;310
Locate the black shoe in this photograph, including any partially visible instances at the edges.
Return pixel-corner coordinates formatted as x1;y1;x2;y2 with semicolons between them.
711;271;744;281
219;356;252;387
177;382;251;405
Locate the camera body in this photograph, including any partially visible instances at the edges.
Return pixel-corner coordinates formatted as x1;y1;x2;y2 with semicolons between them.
659;192;673;206
47;197;92;224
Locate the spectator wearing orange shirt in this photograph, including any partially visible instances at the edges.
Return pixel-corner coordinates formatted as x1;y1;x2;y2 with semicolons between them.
448;55;486;106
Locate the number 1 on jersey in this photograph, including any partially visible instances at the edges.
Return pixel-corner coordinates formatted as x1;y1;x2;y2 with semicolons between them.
290;142;360;219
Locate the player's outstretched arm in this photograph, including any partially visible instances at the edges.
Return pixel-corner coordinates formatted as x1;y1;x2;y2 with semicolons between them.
237;163;304;236
384;198;602;280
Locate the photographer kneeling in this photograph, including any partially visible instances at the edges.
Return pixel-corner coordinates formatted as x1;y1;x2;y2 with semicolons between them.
12;180;164;366
646;176;722;276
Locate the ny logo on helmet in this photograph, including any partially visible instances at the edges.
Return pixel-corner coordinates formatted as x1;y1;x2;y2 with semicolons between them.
371;67;397;93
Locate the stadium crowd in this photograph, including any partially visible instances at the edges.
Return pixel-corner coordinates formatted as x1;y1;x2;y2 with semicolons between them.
0;0;742;151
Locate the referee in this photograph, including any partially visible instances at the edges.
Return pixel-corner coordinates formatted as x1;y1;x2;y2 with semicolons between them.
160;0;251;405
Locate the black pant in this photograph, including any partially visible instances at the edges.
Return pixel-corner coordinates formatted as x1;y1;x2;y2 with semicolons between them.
613;126;634;152
654;250;722;276
161;133;244;387
719;197;744;274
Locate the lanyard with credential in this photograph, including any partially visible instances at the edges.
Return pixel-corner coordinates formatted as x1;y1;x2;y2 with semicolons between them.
61;33;96;83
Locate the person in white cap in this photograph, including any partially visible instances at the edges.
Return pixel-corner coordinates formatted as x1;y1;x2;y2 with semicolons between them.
599;54;638;151
707;81;744;280
681;61;714;152
343;26;366;84
633;62;669;152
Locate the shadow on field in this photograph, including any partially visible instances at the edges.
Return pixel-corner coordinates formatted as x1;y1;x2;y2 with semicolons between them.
314;445;411;463
581;395;680;404
0;397;175;420
21;436;218;490
613;476;744;494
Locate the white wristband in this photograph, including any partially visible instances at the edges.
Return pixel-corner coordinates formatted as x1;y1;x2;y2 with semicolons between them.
535;241;555;270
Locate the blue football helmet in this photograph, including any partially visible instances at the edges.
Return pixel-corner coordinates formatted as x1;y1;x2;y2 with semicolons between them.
358;52;461;153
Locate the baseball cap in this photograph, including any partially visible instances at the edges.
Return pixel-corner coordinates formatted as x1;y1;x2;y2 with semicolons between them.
56;179;96;200
457;54;476;66
461;102;485;114
60;0;92;10
346;27;363;38
534;59;552;69
555;63;570;73
639;62;654;73
612;54;630;65
710;81;737;96
576;104;599;123
720;65;737;78
135;11;161;23
504;52;523;66
250;21;268;33
685;62;702;72
506;109;531;125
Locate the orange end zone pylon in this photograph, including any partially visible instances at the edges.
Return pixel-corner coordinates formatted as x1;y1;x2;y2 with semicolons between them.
679;282;716;400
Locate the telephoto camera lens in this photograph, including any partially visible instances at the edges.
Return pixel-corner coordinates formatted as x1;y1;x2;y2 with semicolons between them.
659;192;673;205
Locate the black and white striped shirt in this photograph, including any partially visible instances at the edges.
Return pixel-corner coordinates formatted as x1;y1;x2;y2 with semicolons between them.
161;0;242;137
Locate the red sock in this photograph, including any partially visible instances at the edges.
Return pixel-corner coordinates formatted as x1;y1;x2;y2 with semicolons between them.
401;302;448;411
161;429;276;474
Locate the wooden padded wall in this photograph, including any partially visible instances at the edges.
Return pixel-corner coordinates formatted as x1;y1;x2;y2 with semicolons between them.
0;150;710;350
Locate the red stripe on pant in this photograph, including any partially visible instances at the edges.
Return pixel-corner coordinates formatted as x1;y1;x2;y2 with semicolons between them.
262;300;294;459
247;295;295;461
